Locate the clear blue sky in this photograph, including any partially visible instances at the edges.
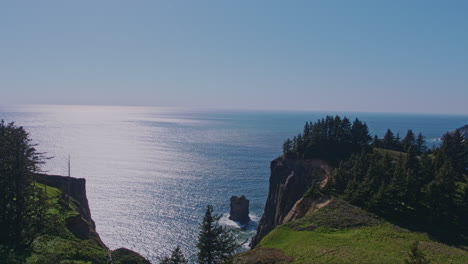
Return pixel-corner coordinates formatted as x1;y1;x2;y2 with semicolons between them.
1;1;467;114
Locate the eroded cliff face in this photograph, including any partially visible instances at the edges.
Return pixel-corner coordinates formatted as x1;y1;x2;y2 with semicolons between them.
36;173;106;248
250;157;332;248
35;174;150;263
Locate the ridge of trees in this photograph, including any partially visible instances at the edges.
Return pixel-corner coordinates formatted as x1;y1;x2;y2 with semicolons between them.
282;116;372;164
283;117;468;245
282;116;430;164
328;130;467;237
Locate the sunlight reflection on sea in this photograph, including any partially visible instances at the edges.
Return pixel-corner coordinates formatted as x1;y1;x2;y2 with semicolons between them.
1;105;466;262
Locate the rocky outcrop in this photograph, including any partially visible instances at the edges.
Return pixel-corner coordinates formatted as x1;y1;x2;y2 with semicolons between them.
35;174;151;263
35;173;106;248
250;157;332;248
229;195;250;225
36;174;93;226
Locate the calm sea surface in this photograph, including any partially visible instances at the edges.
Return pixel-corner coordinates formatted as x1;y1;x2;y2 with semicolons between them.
1;105;467;262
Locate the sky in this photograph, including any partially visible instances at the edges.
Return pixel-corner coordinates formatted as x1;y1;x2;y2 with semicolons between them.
1;1;467;114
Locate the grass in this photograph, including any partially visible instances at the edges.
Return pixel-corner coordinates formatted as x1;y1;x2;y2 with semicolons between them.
112;248;151;264
373;147;407;159
26;182;108;264
286;199;382;231
239;199;468;264
257;224;468;264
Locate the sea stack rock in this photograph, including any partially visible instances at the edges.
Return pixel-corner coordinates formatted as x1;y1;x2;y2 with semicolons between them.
229;195;250;225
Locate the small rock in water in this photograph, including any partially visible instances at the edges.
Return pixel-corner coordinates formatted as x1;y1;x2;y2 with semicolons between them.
229;195;250;225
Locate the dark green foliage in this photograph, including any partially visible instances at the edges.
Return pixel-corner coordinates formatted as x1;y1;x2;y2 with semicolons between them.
425;161;457;224
372;129;427;153
402;130;416;152
284;117;467;244
331;131;467;242
416;133;427;154
303;180;321;199
197;205;239;264
435;131;467;178
112;248;151;264
282;116;371;164
404;241;430;264
160;246;188;264
382;129;397;150
0;120;51;258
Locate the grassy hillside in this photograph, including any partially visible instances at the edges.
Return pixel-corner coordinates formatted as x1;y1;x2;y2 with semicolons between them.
22;181;151;264
235;200;468;264
25;183;109;264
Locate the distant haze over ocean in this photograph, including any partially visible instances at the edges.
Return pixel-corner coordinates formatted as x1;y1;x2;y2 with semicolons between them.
1;105;466;262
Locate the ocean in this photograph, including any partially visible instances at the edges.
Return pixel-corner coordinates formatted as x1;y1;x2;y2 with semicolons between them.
0;104;466;263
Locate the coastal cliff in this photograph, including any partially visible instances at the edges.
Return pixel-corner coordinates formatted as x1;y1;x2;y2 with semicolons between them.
34;174;150;264
35;174;106;248
239;156;468;264
250;157;332;248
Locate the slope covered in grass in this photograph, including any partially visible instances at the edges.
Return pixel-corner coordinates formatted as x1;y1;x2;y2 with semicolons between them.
236;199;468;264
24;179;150;264
26;183;109;264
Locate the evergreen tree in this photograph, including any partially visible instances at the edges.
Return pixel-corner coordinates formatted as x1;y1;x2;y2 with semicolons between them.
441;131;467;177
382;129;396;150
416;133;427;154
426;161;457;224
402;130;416;152
197;205;239;264
160;246;188;264
302;122;311;144
351;118;372;146
456;183;468;226
385;155;407;215
282;138;292;156
353;165;375;207
0;121;50;258
395;133;402;151
372;135;380;148
404;146;421;207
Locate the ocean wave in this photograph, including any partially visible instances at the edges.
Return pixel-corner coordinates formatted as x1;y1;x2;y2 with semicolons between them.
219;213;259;231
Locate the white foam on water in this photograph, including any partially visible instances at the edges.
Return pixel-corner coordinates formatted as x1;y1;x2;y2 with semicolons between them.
219;213;259;231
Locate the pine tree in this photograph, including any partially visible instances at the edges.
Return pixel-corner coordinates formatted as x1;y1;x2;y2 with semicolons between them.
382;129;396;150
197;205;239;264
416;133;427;154
282;138;292;156
402;129;416;152
426;161;457;224
160;246;188;264
372;135;380;148
0;121;50;258
386;155;406;215
440;130;467;177
404;146;421;207
351;118;372;146
395;133;402;151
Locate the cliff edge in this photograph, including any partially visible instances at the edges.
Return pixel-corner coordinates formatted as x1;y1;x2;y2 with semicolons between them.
34;174;150;264
250;157;332;248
